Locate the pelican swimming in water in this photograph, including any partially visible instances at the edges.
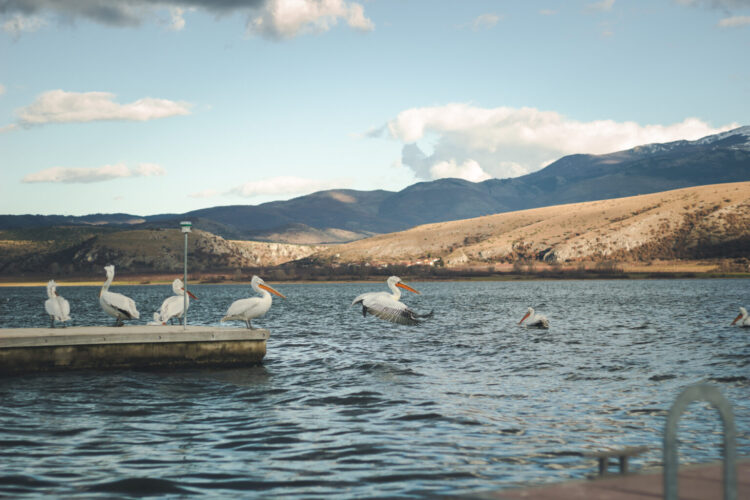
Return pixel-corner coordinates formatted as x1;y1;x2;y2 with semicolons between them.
352;276;433;326
731;307;749;327
221;275;285;329
519;307;549;329
45;280;71;328
99;265;140;326
155;278;198;325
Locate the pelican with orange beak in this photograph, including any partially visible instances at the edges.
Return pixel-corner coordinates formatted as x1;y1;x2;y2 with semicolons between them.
221;275;285;329
731;307;749;327
156;278;198;325
352;276;433;326
519;307;549;329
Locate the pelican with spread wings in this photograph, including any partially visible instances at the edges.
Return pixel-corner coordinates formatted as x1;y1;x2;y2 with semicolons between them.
352;276;433;326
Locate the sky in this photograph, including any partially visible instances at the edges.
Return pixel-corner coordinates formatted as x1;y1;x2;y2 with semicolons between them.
1;0;749;217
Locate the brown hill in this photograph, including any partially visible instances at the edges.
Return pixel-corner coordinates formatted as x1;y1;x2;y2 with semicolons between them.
0;228;324;276
314;182;750;267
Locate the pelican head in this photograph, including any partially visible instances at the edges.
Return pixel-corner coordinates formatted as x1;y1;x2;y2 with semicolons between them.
104;265;115;280
251;275;286;299
172;278;198;299
519;307;535;325
732;306;748;325
387;276;420;295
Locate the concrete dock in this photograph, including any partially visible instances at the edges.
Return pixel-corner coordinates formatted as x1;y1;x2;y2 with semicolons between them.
0;326;269;374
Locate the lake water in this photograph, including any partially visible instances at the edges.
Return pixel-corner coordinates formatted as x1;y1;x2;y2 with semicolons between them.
0;279;748;498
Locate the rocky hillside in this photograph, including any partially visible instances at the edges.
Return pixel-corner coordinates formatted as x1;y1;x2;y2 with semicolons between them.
313;182;750;267
0;228;323;276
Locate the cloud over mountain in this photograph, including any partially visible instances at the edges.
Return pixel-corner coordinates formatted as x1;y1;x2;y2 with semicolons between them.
225;176;352;198
381;103;739;182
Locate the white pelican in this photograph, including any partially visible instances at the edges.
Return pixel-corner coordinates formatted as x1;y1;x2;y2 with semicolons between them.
147;312;163;326
156;278;198;325
352;276;433;326
221;275;285;329
45;280;71;328
731;307;749;327
99;265;140;326
519;307;549;329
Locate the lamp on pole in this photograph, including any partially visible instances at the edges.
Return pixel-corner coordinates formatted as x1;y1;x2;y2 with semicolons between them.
180;221;192;330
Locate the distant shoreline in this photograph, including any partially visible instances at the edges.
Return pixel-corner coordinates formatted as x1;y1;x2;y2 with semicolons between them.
1;269;748;287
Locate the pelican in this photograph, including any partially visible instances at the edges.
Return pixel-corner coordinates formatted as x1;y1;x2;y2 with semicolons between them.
519;307;549;329
156;278;198;325
147;312;163;326
352;276;433;326
45;280;71;328
221;275;285;329
731;307;749;327
99;265;140;326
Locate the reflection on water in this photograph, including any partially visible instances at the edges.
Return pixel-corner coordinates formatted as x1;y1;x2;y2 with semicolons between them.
0;279;748;498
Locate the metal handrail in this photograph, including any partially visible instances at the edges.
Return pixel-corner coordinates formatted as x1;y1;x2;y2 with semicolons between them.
663;384;737;500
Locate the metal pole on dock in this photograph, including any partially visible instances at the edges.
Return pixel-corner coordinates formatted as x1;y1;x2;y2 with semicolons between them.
180;221;192;330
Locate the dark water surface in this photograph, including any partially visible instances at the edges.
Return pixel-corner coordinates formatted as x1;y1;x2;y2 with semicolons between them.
0;279;748;498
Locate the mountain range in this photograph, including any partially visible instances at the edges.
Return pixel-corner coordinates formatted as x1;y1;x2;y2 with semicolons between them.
2;126;749;244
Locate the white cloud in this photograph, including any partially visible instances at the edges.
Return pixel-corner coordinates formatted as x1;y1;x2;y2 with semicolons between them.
188;189;221;199
227;176;352;197
539;9;557;15
430;160;492;182
22;163;166;183
1;14;46;36
167;7;187;31
0;84;5;95
1;0;373;39
133;163;167;176
246;0;374;39
14;90;191;127
587;0;616;11
380;103;739;181
718;16;750;27
469;13;501;31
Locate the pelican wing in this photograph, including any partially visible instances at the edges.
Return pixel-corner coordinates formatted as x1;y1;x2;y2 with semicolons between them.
45;298;59;319
160;295;186;322
59;297;71;321
222;297;267;321
102;291;140;319
360;294;422;326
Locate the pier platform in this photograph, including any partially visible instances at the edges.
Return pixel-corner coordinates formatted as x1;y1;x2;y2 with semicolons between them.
474;458;749;499
0;326;268;374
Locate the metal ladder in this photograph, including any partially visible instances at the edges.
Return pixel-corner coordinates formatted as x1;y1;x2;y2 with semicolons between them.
663;384;737;500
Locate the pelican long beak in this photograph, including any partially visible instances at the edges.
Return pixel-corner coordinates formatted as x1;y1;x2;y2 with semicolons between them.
396;282;420;294
182;288;198;300
731;313;742;325
519;312;530;325
260;283;286;299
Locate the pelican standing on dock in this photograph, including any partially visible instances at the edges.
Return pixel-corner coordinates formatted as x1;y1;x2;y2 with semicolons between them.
731;307;749;327
99;265;140;326
44;280;71;328
352;276;433;326
156;278;198;325
221;275;285;329
519;307;549;329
